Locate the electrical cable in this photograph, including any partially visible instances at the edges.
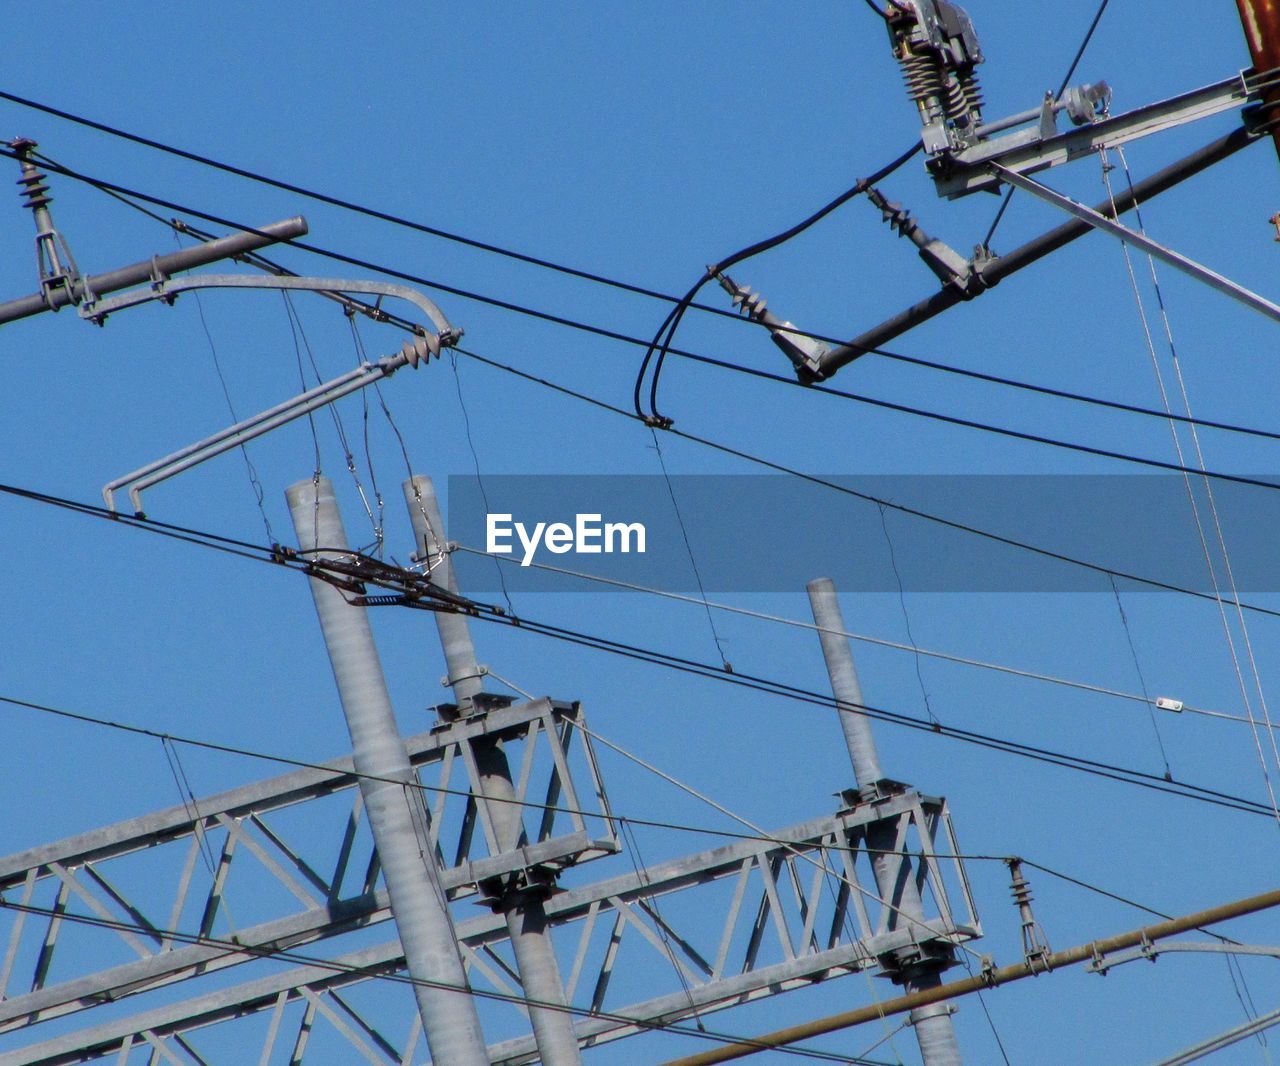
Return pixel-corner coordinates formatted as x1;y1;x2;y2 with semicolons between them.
168;204;1280;454
664;344;1280;496
448;348;515;614
576;718;990;970
0;691;1006;866
1102;145;1280;825
21;147;1280;628
982;0;1112;250
14;146;1280;505
452;600;1280;818
0;672;1244;947
453;345;1280;622
1;478;1276;821
649;425;732;670
178;229;276;546
0;92;759;324
453;542;1262;730
877;502;940;724
633;140;923;424
1108;575;1174;780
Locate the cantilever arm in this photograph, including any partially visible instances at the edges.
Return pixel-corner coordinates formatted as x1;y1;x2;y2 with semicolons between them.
79;273;459;339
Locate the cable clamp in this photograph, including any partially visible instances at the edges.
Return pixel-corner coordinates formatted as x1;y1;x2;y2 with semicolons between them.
979;953;997;987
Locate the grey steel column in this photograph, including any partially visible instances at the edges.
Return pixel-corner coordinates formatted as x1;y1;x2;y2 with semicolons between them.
287;477;490;1066
404;475;583;1066
807;578;962;1066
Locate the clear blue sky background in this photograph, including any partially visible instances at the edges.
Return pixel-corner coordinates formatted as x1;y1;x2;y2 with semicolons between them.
3;3;1280;1063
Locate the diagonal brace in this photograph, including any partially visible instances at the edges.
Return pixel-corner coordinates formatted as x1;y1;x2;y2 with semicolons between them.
991;162;1280;327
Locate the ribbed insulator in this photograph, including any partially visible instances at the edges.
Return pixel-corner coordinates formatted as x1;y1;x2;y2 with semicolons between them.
1010;876;1033;907
943;76;970;123
957;70;985;120
16;169;51;211
899;49;947;122
733;288;769;323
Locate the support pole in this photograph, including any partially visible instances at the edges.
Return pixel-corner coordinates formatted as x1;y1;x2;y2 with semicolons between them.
286;476;489;1066
404;475;583;1066
807;578;962;1066
0;215;308;326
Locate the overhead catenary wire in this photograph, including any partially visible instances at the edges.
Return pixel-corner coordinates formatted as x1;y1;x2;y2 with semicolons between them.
12;130;1280;460
0;691;1004;864
1102;145;1280;826
452;345;1280;622
632;140;924;425
5;66;1274;1064
981;0;1113;249
1;480;1277;821
160;202;1280;454
14;146;1280;505
2;684;1242;952
450;542;1268;731
2;151;1280;808
18;148;1280;625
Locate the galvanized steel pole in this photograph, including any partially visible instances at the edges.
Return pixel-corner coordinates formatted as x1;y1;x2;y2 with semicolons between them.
404;475;584;1066
664;884;1280;1065
0;216;309;326
808;578;962;1066
287;476;490;1066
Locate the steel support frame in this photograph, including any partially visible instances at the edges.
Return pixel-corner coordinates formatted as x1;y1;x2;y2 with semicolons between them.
931;70;1268;198
0;795;978;1065
814;126;1260;377
0;699;615;1033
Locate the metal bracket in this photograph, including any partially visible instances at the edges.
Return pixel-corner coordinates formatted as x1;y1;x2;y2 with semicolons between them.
103;332;446;515
78;272;458;340
933;68;1270;198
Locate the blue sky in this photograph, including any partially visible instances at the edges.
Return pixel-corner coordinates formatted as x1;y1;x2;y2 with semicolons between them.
3;3;1280;1063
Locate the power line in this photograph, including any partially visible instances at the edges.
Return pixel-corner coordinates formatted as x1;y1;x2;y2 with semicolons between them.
76;149;1280;454
13;146;1280;504
0;683;1246;950
663;345;1280;496
632;140;923;424
2;479;1277;820
0;691;1003;867
452;543;1269;731
982;0;1112;249
0;91;748;321
19;149;1280;624
452;345;1280;622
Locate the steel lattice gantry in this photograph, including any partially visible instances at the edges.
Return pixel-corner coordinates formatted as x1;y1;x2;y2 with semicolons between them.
0;771;977;1064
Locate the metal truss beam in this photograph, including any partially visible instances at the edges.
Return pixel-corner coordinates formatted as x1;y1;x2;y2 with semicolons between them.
0;793;979;1065
0;700;616;1033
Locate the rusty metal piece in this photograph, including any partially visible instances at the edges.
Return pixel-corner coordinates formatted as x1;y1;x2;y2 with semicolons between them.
1235;0;1280;158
